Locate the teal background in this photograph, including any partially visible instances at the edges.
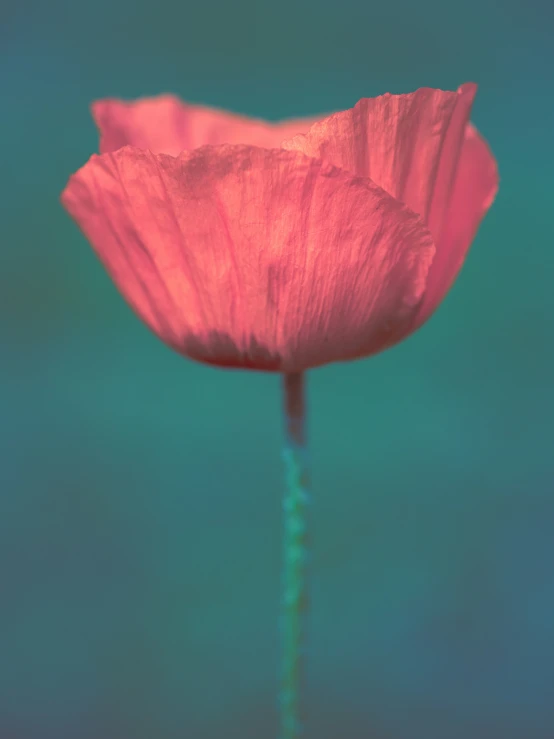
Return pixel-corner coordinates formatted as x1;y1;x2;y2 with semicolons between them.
1;0;553;737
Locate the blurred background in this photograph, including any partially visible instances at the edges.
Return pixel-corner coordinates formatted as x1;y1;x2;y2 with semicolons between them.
1;0;553;737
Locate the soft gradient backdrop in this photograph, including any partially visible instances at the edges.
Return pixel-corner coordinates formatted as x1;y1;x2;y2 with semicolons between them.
1;0;553;737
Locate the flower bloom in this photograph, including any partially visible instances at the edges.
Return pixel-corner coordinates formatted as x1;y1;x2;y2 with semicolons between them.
61;84;498;372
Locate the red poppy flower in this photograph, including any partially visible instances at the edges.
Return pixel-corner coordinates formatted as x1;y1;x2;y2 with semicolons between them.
61;84;497;373
60;85;498;739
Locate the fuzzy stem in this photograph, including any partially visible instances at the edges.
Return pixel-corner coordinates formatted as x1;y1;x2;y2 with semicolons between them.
279;371;310;739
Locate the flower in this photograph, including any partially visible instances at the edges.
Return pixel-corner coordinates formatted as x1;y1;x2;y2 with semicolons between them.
61;85;498;372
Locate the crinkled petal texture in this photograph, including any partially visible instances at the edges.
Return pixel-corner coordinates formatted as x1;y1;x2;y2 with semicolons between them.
92;94;324;156
61;145;435;372
283;83;498;337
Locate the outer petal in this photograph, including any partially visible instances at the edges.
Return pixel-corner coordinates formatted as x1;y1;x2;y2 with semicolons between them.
282;84;477;244
61;145;436;372
413;122;499;327
92;94;324;156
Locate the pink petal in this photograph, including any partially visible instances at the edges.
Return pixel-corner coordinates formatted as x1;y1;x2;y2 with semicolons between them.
92;94;324;156
61;145;436;372
413;122;499;327
282;84;477;242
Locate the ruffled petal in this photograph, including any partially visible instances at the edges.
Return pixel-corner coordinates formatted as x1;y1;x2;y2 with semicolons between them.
413;123;499;327
92;94;324;156
282;84;477;244
61;145;436;372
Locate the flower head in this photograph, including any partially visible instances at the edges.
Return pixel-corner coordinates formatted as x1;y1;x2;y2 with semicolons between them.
61;85;498;372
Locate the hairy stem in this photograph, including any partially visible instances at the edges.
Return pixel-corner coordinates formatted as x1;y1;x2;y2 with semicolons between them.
279;371;310;739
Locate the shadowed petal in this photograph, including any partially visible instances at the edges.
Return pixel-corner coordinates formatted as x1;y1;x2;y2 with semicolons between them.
61;145;435;372
413;123;499;327
92;95;325;156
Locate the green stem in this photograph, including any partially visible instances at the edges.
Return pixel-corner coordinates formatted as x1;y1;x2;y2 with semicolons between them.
280;371;310;739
